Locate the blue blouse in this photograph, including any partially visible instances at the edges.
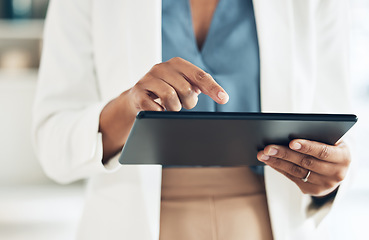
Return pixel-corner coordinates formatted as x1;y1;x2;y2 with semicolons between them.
162;0;262;173
162;0;260;113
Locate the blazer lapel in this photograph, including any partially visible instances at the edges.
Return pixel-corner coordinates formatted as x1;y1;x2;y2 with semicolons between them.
253;1;300;239
253;0;294;113
253;0;318;113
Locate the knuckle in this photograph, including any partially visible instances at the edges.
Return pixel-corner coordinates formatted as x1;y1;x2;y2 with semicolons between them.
139;74;157;87
139;98;151;110
133;80;145;90
318;145;330;159
163;89;177;101
278;149;289;160
323;181;336;190
181;86;194;98
168;57;182;64
195;70;208;82
149;63;162;75
152;63;162;69
208;83;219;93
303;143;314;154
333;170;346;182
290;164;303;176
300;155;314;168
342;154;352;167
269;158;281;168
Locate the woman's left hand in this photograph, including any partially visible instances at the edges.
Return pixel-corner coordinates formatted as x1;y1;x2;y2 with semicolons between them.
257;139;351;197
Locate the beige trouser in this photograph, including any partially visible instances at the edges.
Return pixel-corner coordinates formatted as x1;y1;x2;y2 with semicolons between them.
159;166;274;240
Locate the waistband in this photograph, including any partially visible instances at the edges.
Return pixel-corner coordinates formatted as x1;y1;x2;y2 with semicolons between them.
161;166;265;199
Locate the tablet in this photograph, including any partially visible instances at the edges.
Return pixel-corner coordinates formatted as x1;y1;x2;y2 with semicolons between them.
118;111;357;166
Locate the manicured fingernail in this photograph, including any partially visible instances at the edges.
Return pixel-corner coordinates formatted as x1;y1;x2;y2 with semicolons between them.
218;91;226;100
266;147;278;156
217;91;229;102
260;154;270;161
291;142;302;150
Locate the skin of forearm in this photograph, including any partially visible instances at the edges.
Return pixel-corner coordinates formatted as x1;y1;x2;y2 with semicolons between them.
99;89;136;164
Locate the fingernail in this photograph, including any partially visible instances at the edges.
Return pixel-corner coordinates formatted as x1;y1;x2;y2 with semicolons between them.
291;142;302;150
266;147;278;156
260;154;270;161
217;91;229;102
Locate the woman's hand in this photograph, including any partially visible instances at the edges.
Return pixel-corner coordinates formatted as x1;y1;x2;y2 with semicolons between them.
257;139;351;197
99;57;228;161
126;57;228;115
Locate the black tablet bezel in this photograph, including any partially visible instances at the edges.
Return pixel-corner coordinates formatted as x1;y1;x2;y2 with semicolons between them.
137;111;357;122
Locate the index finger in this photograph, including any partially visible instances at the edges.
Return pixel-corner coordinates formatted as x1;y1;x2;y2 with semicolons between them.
289;139;347;163
168;57;229;104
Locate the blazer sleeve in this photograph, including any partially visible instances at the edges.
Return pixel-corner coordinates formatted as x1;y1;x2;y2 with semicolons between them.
307;0;354;225
32;0;120;184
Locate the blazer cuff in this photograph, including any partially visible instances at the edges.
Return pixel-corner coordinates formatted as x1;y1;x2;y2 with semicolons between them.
77;102;122;175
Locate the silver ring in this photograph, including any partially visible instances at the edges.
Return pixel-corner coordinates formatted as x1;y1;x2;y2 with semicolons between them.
302;170;311;183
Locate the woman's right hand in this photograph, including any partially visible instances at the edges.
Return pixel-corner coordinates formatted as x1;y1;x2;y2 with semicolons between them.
127;57;228;114
99;57;229;162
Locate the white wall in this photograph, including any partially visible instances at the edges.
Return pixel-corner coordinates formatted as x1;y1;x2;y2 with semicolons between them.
0;71;52;186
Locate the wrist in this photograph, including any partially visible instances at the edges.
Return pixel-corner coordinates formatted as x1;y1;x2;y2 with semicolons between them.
99;89;136;163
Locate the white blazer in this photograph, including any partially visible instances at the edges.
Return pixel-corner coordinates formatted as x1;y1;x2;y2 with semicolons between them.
33;0;352;239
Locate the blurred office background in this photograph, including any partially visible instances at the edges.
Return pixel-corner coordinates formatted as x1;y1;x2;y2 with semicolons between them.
0;0;368;239
0;1;84;240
